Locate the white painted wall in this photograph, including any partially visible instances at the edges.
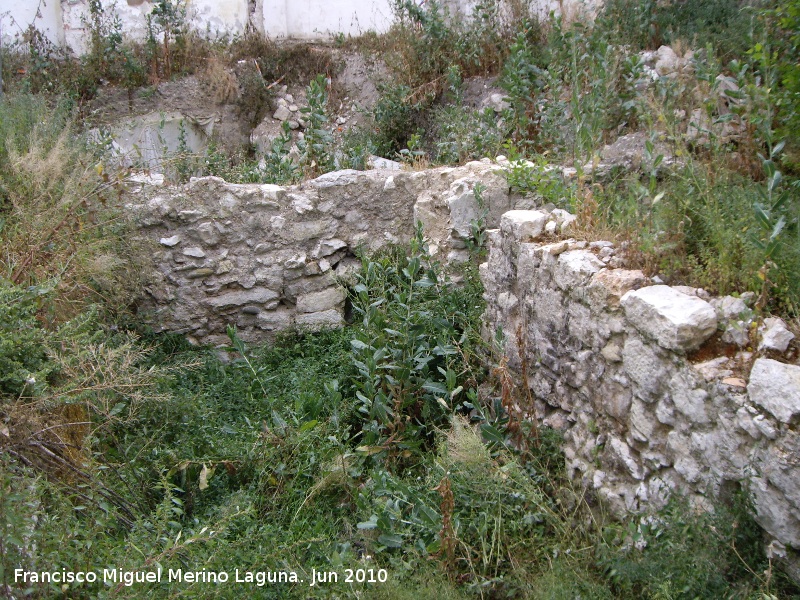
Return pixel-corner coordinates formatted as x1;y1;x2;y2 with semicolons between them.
0;0;601;53
0;0;64;47
263;0;395;39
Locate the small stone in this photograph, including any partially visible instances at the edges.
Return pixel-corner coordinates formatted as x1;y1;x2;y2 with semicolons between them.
215;260;234;275
273;105;291;121
284;93;294;103
545;220;557;235
187;267;214;279
288;120;300;130
182;247;206;258
601;342;623;362
160;235;181;247
288;104;299;112
336;116;347;125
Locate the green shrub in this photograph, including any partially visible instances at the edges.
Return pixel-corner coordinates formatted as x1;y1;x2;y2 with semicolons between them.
599;0;762;63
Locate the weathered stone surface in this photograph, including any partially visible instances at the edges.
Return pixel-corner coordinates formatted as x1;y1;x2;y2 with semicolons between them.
621;286;717;351
749;358;800;423
554;250;604;291
160;235;181;247
296;309;344;328
296;287;346;314
500;210;548;242
206;288;279;309
589;269;647;308
481;209;800;562
759;317;795;352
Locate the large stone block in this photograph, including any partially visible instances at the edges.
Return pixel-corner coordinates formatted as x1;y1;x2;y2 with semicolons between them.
499;210;548;242
621;285;717;351
749;358;800;423
206;288;279;309
296;287;346;314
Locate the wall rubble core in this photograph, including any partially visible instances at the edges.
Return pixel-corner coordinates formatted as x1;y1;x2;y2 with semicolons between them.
480;208;800;567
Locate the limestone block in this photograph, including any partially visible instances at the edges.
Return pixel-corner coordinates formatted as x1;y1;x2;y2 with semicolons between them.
759;317;795;352
554;250;604;291
256;308;293;331
712;295;749;320
588;269;647;309
182;247;206;258
296;287;346;314
621;285;717;351
607;437;646;480
622;336;668;401
296;309;344;329
748;358;800;423
499;210;548;242
669;371;710;424
445;180;477;236
316;238;347;258
752;476;800;548
273;105;291;121
206;288;279;309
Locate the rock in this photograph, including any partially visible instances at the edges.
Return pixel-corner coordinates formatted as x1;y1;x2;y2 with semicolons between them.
607;437;645;480
206;288;279;309
759;317;795;352
296;287;346;313
273;105;291;121
316;238;347;258
182;247;206;258
655;45;680;76
621;286;717;351
554;250;604;290
500;210;548;242
484;92;510;113
195;221;221;246
748;358;800;423
721;321;749;347
296;308;344;329
446;180;481;240
367;155;402;170
160;235;181;247
713;295;749;320
589;269;647;308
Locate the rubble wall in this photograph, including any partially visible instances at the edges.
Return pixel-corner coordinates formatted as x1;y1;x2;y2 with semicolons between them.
128;161;526;346
480;209;800;562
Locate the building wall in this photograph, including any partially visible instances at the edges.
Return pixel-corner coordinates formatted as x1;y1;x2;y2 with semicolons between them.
0;0;600;52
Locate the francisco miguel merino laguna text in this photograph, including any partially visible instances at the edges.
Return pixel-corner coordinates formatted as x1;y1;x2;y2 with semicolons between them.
15;568;303;587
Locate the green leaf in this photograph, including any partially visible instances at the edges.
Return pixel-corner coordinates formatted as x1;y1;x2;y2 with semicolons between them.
378;533;404;548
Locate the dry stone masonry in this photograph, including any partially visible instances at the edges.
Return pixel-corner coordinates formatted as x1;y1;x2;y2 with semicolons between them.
480;208;800;569
128;161;529;346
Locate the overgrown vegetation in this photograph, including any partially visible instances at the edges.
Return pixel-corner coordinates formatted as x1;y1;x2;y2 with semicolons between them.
2;0;800;597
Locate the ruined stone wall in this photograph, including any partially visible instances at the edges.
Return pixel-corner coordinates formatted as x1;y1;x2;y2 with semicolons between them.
480;208;800;566
128;161;525;346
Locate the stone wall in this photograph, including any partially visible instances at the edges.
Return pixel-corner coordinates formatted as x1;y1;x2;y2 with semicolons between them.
480;208;800;567
128;160;527;346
